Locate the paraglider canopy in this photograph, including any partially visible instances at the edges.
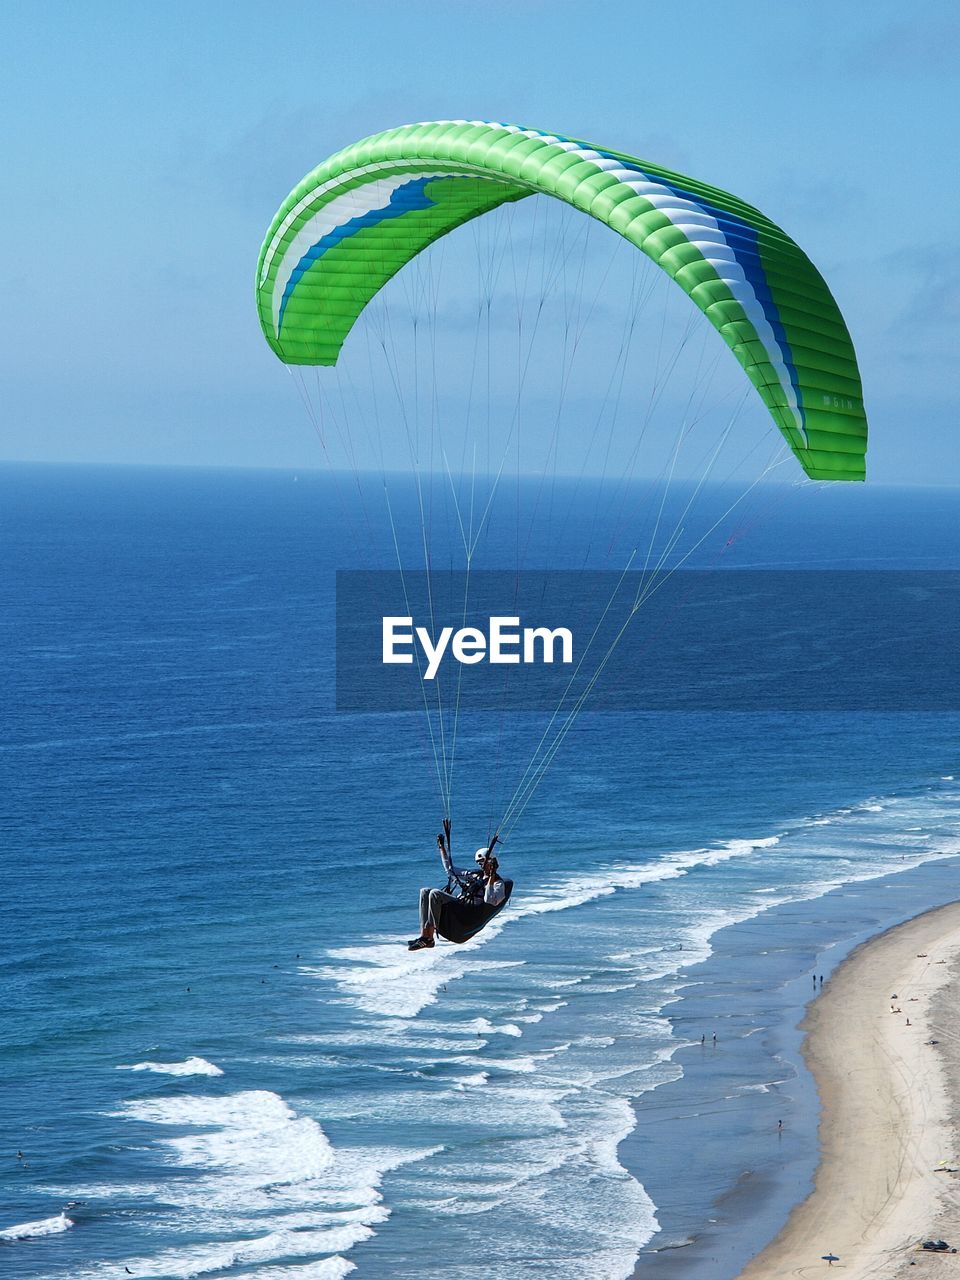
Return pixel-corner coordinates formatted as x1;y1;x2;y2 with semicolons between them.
255;119;871;841
257;119;867;481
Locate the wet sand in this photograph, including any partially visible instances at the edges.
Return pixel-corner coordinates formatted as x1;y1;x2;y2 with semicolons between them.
737;902;960;1279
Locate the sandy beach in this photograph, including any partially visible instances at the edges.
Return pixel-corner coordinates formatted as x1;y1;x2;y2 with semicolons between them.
738;903;960;1279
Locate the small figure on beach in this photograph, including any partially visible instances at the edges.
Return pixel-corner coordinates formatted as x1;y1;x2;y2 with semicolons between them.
778;1119;783;1132
701;1034;705;1045
819;974;824;987
408;821;511;950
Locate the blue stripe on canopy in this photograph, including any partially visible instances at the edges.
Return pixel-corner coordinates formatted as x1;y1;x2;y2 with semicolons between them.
279;178;436;336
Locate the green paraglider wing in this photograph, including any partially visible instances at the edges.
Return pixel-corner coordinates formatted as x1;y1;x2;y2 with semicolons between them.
256;120;867;481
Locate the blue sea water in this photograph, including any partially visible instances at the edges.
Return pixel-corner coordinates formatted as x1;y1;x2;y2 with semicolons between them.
2;462;960;1280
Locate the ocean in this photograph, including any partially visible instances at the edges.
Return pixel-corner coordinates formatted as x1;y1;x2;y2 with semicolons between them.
2;461;960;1280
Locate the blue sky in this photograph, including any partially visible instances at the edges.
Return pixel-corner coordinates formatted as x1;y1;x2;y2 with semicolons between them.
2;1;958;483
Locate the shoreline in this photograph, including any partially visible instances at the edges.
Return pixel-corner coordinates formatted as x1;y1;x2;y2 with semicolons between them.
737;901;960;1279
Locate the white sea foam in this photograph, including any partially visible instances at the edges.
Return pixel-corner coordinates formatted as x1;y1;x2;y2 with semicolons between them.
89;1089;440;1279
275;1027;482;1052
734;1077;792;1096
607;945;662;963
110;1228;370;1278
317;834;788;1018
409;1087;660;1275
119;1056;223;1076
120;1091;337;1186
313;942;524;1018
452;1072;489;1089
0;1212;73;1240
668;835;782;872
463;1017;523;1037
450;1053;541;1074
243;1261;356;1280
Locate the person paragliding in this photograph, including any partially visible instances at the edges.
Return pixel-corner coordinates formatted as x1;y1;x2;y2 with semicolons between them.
408;820;512;950
257;120;869;953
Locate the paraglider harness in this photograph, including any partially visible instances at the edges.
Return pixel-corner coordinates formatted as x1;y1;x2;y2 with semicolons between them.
435;827;513;944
